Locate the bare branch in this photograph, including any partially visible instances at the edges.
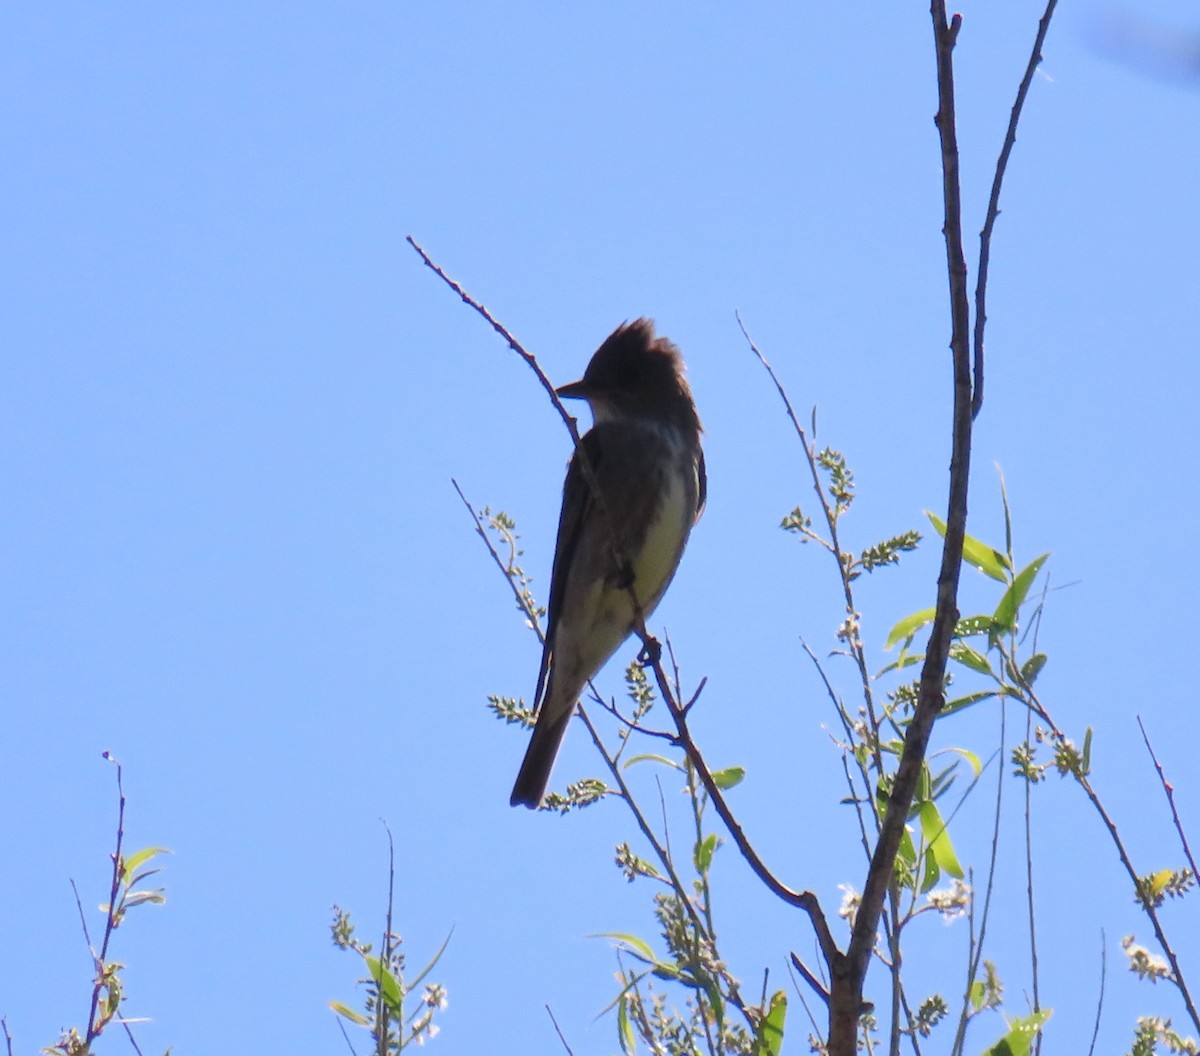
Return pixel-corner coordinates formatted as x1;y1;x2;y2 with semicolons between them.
973;0;1060;419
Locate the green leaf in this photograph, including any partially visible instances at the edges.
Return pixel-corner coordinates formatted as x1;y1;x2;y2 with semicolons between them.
925;511;1010;582
329;1001;370;1026
885;608;935;650
408;928;454;991
992;553;1050;634
711;766;745;790
919;801;965;880
969;980;986;1011
949;642;994;676
954;614;996;638
940;691;996;718
121;889;166;909
121;847;170;886
617;993;636;1056
597;932;657;964
754;991;788;1056
1020;653;1047;685
920;848;941;893
624;753;681;770
980;1010;1052;1056
940;747;983;780
365;955;404;1014
1082;726;1093;774
694;833;720;874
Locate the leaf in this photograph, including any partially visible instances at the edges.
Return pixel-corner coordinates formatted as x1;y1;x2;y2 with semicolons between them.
1082;726;1093;774
1020;653;1047;685
920;848;941;893
939;746;983;780
329;1000;370;1026
754;991;788;1056
954;614;996;638
121;889;166;909
711;766;745;790
919;801;965;880
121;847;170;886
949;642;994;676
408;927;454;991
617;993;636;1056
980;1010;1052;1056
940;691;996;718
597;932;657;964
885;608;935;650
992;553;1050;634
925;511;1010;582
969;980;986;1011
365;955;403;1014
623;753;681;770
694;833;720;874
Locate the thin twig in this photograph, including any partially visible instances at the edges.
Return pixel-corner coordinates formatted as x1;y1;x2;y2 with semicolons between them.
1029;691;1200;1031
790;952;831;1006
737;313;885;773
413;237;646;628
1137;716;1199;881
377;821;398;1052
1;1018;13;1056
1024;706;1042;1056
972;0;1059;420
545;1004;576;1055
1086;930;1106;1056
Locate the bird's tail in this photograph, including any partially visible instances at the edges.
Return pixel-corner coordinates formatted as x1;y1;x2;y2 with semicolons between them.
509;709;573;809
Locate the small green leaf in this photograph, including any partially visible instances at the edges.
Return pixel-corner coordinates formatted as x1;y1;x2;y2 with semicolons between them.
121;847;170;886
940;691;996;718
754;990;788;1056
1082;726;1093;774
617;993;636;1056
920;848;941;893
885;608;935;650
949;642;994;676
365;955;403;1014
969;980;986;1011
121;889;166;909
980;1009;1052;1056
597;932;657;964
925;511;1010;582
711;767;745;790
940;746;983;779
329;1000;370;1026
623;753;681;770
1020;653;1047;685
954;614;996;638
694;833;720;874
919;801;965;880
992;553;1050;634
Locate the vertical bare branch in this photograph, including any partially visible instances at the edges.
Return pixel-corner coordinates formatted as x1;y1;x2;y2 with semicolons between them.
831;5;975;1052
973;0;1060;419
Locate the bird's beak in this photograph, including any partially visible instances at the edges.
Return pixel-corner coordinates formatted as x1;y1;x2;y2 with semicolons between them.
555;379;591;401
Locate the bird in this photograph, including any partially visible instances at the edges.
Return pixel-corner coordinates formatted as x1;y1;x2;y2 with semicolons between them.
510;319;706;809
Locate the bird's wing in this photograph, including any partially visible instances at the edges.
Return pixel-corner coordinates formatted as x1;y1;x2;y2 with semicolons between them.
695;446;707;522
533;429;605;713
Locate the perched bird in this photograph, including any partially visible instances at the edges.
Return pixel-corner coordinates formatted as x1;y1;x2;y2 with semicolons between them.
510;319;706;809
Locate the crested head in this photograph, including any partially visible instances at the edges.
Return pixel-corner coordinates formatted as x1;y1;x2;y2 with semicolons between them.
559;318;702;435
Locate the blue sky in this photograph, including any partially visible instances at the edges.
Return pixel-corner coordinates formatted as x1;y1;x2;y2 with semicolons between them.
3;3;1199;1053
